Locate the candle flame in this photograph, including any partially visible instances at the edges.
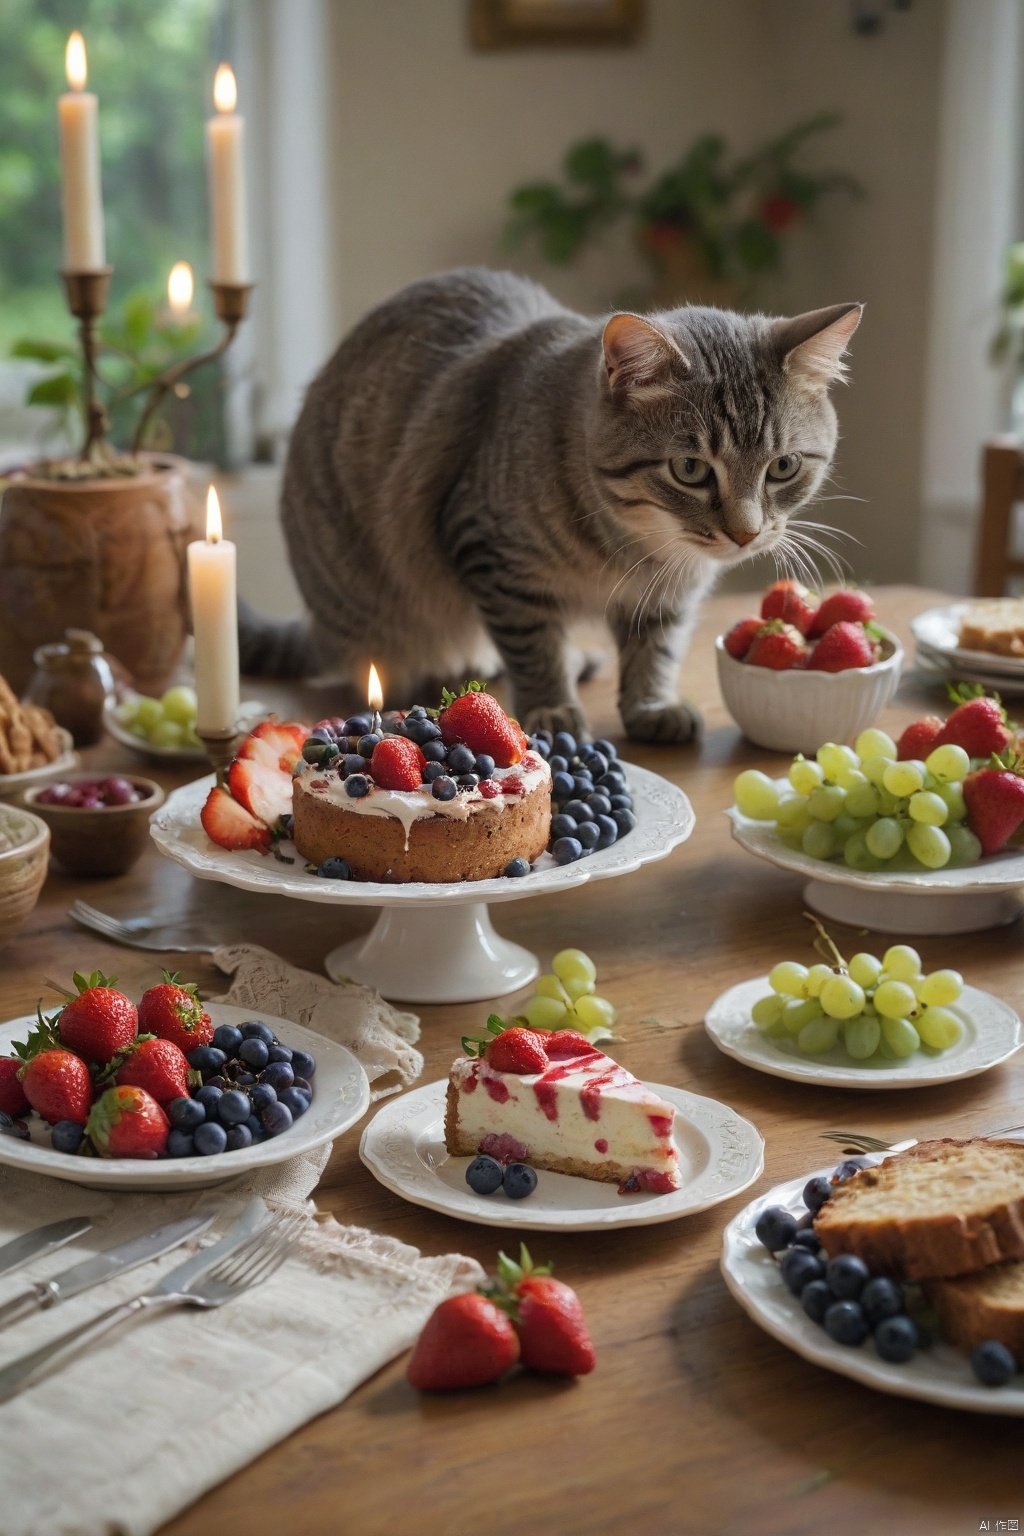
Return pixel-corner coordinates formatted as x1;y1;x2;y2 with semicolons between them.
206;485;223;544
167;261;194;316
213;63;237;114
66;30;87;92
367;664;383;712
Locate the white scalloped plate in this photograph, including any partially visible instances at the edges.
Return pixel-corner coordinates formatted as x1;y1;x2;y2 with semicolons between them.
0;730;77;799
358;1079;763;1230
722;1166;1024;1414
0;1004;370;1191
150;762;695;908
912;602;1024;676
704;977;1022;1089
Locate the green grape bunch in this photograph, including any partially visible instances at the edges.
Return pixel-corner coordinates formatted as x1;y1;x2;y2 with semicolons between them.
517;949;618;1043
733;728;982;873
750;921;964;1064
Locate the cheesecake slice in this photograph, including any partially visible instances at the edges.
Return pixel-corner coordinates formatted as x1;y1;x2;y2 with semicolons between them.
444;1029;681;1195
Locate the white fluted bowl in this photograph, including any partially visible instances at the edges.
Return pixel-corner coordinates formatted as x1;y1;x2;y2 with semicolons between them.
715;627;903;754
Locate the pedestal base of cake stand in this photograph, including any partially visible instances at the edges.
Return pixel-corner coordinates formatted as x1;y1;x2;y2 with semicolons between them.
803;879;1024;937
324;902;540;1004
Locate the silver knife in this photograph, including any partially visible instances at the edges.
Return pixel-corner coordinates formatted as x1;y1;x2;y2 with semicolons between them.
0;1211;215;1333
0;1217;93;1281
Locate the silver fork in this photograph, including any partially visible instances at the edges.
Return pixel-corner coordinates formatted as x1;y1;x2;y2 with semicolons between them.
69;899;218;954
821;1122;1024;1155
0;1212;305;1403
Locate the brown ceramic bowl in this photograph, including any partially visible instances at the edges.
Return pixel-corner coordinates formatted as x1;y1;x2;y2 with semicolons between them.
0;804;49;946
22;772;164;877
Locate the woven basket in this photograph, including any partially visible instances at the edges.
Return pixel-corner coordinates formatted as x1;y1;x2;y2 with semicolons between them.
0;807;49;949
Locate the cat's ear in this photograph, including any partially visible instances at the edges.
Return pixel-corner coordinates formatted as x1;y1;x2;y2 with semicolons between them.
772;303;863;387
602;313;686;400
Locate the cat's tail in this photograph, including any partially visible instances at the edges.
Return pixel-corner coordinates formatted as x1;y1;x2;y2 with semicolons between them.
237;595;318;679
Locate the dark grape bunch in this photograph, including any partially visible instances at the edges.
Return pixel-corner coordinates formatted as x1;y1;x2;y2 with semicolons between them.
168;1021;317;1158
756;1162;1023;1387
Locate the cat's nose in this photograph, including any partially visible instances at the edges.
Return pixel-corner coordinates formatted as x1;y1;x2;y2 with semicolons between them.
727;529;759;547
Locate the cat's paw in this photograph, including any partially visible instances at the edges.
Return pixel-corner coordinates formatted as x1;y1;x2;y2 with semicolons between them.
621;700;702;745
522;702;589;742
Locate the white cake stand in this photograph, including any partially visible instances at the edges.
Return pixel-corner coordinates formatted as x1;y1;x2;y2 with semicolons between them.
151;765;694;1003
728;793;1024;936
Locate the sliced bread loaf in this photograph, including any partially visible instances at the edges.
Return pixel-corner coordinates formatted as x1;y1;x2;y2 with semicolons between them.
925;1262;1024;1355
814;1139;1024;1279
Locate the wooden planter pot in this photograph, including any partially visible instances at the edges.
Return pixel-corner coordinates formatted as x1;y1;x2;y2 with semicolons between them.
0;454;191;696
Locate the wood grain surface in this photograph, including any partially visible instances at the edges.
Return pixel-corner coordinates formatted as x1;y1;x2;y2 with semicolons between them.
3;587;1021;1536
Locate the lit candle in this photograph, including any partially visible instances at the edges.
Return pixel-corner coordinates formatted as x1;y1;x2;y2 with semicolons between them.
187;486;240;736
167;260;195;321
58;31;105;270
206;64;249;284
368;664;383;735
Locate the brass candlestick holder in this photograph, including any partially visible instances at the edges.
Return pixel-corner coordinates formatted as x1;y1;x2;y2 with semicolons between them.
197;725;240;788
61;266;113;458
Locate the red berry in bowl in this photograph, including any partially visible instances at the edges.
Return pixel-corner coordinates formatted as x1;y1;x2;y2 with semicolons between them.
102;775;139;805
745;621;809;670
723;616;764;660
808;588;876;637
805;621;877;672
761;579;818;635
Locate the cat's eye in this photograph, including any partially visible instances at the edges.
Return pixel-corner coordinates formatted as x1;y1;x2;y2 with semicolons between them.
669;456;713;487
766;453;803;482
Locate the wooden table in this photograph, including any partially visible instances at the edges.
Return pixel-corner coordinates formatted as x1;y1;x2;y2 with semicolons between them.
4;587;1022;1536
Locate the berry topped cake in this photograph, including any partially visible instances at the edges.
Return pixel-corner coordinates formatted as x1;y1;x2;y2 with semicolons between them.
445;1023;681;1195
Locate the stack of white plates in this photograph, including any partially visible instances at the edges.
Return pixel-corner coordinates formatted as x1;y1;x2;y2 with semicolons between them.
911;603;1024;696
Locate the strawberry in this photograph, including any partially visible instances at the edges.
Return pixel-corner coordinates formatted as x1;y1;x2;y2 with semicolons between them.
934;687;1009;759
138;970;214;1052
544;1029;600;1059
0;1057;29;1118
805;620;876;672
227;755;292;827
239;718;309;772
406;1292;520;1391
112;1035;191;1103
439;682;526;768
896;716;943;761
485;1027;550;1074
761;579;818;635
86;1085;169;1159
745;620;809;671
807;587;875;637
490;1245;596;1377
200;785;271;852
13;1012;93;1125
723;616;764;660
369;736;425;790
963;757;1024;855
56;970;137;1064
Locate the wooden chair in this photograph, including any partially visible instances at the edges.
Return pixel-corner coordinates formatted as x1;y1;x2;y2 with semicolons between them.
976;436;1024;595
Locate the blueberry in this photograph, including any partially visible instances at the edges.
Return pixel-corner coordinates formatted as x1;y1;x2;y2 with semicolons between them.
562;798;595;824
577;821;601;851
594;814;619;850
357;733;381;758
205;1075;229;1093
535;728;553;745
791;1229;822;1253
553;731;577;758
241;1022;276;1043
404;718;441;746
193;1121;228;1156
612;808;637;837
224;1124;253;1152
217;1089;252;1126
268;1043;293;1063
342;714;371;737
245;1113;264;1139
551;813;579;840
406;704;427;721
345;775;370;798
446;744;476;775
825;1254;870;1301
530;737;551;759
823;1299;870;1346
422;740;448;763
168;1096;205;1130
290;1050;316;1080
467;753;494;781
861;1276;905;1325
262;1061;295;1092
755;1205;798;1252
261;1102;294;1137
291;1076;313;1097
422;761;447;783
800;1279;837;1324
503;1162;538;1199
593;738;617;760
466;1154;504;1195
308;725;335;745
278;1086;310;1118
586;792;612;817
317;856;352;880
553;836;583;865
250;1081;277;1113
233;1070;256;1087
971;1339;1018;1386
340;754;365;777
167;1128;195;1158
195;1084;223;1115
432;776;458;801
551;771;576;802
187;1045;226;1077
780;1248;825;1295
50;1120;84;1154
456;773;479;789
874;1314;919;1363
211;1024;243;1056
504;857;530;877
572;775;594;798
802;1175;833;1214
548;755;569;775
834;1158;870;1182
239;1038;270;1070
609;794;634;813
597;770;626;793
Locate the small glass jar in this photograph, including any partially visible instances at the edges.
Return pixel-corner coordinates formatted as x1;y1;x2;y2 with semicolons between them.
23;630;116;746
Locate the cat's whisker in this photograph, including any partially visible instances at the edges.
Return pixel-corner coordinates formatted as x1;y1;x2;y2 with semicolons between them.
788;527;852;580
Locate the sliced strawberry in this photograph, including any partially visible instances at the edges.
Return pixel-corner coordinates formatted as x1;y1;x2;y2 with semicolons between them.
485;1027;550;1074
439;684;525;768
745;621;809;670
407;1293;520;1391
227;756;292;827
544;1029;601;1059
369;736;425;790
723;616;764;660
201;786;272;852
807;588;875;637
896;716;943;761
239;719;309;772
805;621;876;672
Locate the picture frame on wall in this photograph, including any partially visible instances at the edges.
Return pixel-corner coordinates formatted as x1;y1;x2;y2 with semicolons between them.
470;0;645;50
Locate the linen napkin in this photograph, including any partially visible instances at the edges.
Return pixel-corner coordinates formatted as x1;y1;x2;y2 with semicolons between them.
0;949;479;1536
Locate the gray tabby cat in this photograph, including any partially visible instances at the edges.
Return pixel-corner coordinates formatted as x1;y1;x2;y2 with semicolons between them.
242;267;860;741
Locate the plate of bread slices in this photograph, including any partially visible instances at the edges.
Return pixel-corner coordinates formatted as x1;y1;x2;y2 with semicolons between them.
723;1137;1024;1411
0;672;75;798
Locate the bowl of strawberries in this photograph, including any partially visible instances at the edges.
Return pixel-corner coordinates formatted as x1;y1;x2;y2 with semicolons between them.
716;583;902;754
